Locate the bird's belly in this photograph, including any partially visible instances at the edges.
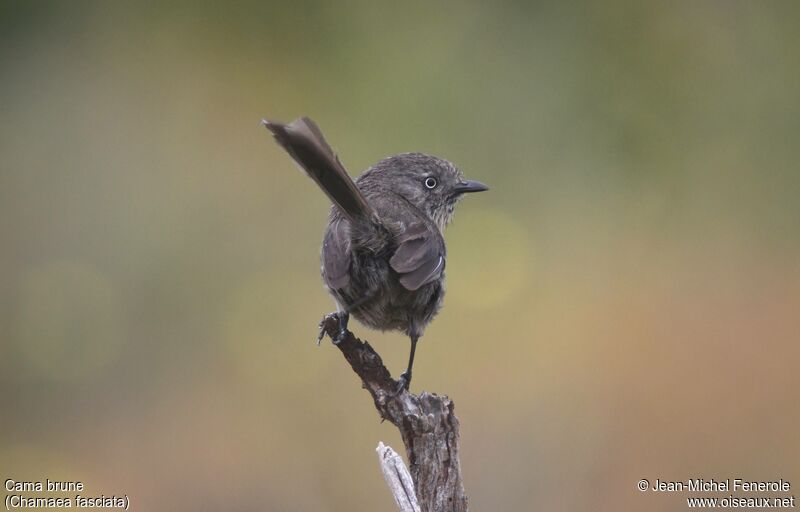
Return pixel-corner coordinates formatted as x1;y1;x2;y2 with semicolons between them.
329;272;444;336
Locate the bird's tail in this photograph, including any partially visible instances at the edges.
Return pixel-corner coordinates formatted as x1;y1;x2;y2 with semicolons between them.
263;117;374;221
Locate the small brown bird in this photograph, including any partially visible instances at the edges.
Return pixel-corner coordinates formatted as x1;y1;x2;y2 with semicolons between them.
264;117;487;391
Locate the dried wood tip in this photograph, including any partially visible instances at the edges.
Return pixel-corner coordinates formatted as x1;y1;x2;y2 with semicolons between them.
377;443;421;512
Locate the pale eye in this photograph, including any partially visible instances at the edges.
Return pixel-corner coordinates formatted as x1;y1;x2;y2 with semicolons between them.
424;177;437;189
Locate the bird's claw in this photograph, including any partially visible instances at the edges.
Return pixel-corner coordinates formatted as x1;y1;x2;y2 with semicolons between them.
317;311;350;346
394;371;411;394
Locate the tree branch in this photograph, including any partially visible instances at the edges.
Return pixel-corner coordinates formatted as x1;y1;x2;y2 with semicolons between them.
319;313;469;512
377;442;421;512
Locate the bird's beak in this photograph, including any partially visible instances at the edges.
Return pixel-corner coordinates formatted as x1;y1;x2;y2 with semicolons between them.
453;180;489;195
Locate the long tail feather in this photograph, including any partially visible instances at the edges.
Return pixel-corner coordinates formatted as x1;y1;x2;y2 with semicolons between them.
263;117;374;220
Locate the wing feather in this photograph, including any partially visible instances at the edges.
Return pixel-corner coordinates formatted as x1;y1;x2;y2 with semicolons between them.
322;219;351;289
389;222;445;291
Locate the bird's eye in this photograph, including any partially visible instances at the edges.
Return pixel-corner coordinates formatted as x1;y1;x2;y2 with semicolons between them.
424;177;437;189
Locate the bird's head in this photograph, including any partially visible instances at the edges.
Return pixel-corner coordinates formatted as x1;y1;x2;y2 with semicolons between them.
360;153;488;230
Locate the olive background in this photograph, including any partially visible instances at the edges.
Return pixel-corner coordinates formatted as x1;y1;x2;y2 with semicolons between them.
1;2;798;510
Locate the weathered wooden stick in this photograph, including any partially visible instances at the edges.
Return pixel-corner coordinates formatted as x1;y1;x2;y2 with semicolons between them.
319;313;469;512
377;442;421;512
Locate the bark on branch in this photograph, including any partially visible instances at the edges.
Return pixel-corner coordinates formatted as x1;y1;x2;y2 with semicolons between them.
319;314;469;512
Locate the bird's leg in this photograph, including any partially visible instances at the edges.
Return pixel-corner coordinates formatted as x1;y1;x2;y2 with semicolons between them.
395;335;418;393
318;311;350;345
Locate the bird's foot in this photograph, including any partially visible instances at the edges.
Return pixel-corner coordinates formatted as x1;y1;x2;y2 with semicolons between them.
317;311;350;346
394;371;412;394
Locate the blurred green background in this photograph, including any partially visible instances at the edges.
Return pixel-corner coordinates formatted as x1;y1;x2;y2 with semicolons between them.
1;1;798;510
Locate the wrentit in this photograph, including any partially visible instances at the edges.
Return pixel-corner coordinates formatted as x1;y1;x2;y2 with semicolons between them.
264;117;487;391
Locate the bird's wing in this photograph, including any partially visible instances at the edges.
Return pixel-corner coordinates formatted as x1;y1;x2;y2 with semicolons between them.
322;218;351;290
389;222;445;291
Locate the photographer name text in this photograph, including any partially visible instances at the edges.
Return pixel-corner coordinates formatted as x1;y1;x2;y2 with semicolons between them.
651;478;790;493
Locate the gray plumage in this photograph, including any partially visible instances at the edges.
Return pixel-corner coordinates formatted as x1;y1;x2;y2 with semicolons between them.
263;117;487;390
